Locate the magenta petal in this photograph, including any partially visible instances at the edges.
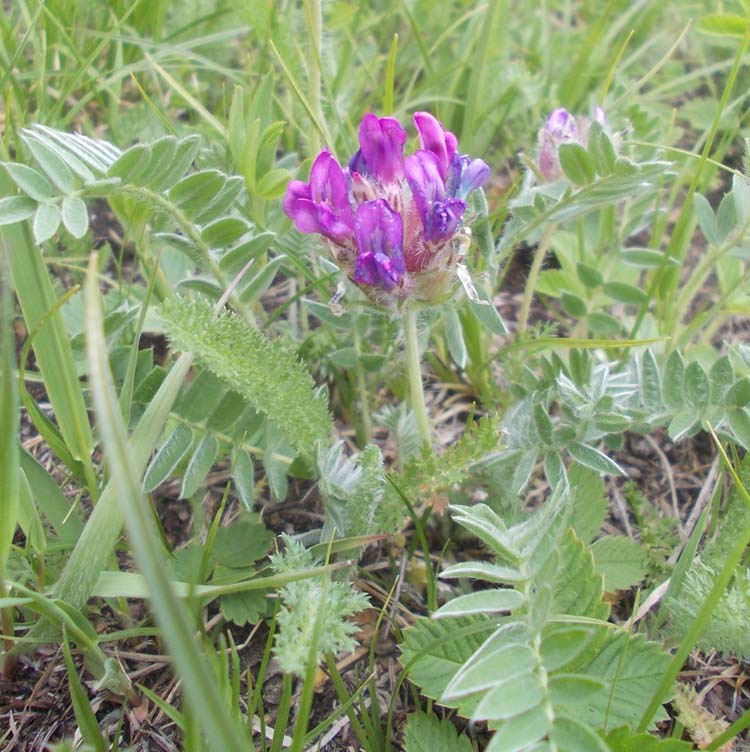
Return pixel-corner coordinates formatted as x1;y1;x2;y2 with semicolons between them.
353;199;405;289
309;151;352;219
414;111;457;180
358;114;407;184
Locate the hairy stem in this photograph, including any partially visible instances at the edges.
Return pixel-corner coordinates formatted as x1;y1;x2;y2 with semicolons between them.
353;327;373;445
404;306;431;450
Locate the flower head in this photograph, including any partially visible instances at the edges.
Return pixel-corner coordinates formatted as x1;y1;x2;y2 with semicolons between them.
536;106;608;182
283;112;489;306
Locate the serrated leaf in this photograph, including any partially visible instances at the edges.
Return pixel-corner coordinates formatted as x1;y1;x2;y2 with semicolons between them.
559;142;595;185
144;424;193;491
61;196;89;239
180;433;219;498
568;442;624;476
219;588;267;626
590;535;647;591
0;196;37;225
232;449;255;511
550;715;609;751
603;726;692;751
33;203;62;244
3;163;55;200
212;518;273;568
684;361;709;409
403;712;473;752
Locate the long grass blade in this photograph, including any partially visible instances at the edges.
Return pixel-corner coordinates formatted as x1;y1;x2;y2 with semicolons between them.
84;252;247;751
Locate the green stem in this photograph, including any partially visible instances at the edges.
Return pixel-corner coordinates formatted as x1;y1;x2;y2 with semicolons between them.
353;327;372;446
303;0;323;157
517;225;554;337
404;306;431;449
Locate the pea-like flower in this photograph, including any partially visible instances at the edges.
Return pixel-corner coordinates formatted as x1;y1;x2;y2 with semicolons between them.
283;112;489;307
537;106;606;182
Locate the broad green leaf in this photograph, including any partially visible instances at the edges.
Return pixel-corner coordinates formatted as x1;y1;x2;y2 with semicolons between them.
144;424;193;491
24;137;76;193
486;705;550;752
640;350;661;410
33;202;62;244
727;408;750;450
200;217;251;248
212;517;273;568
668;411;700;442
439;561;524;584
550;715;608;752
662;351;686;410
468;290;508;335
540;625;596;672
149;135;201;191
559;142;595;185
2;162;54;200
168;170;227;218
328;347;358;368
219;588;267;626
0;196;37;225
604;726;692;751
576;262;603;289
232;449;255;511
568;442;624;476
716;192;736;243
684;361;709;409
588;122;617;176
193;175;244;225
403;712;472;752
709;356;733;404
473;672;545;720
219;231;275;277
621;248;672;268
602;282;648;305
61;196;89;239
144;136;178;190
726;377;750;407
693;193;718;244
561;291;588;317
590;536;647;591
108;144;152;184
180;433;219;498
255;167;292;199
445;308;467;369
238;254;287;304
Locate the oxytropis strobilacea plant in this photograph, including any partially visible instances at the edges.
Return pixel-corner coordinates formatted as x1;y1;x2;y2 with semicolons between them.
283;112;489;446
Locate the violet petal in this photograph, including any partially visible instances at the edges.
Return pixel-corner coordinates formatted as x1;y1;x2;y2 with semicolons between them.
358;114;407;184
353;199;405;289
414;111;457;180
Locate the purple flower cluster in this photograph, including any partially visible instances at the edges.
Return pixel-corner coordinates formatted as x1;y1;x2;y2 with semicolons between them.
537;107;606;182
283;112;489;304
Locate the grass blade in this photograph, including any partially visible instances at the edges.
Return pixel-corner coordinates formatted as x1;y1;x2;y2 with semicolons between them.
84;252;247;751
